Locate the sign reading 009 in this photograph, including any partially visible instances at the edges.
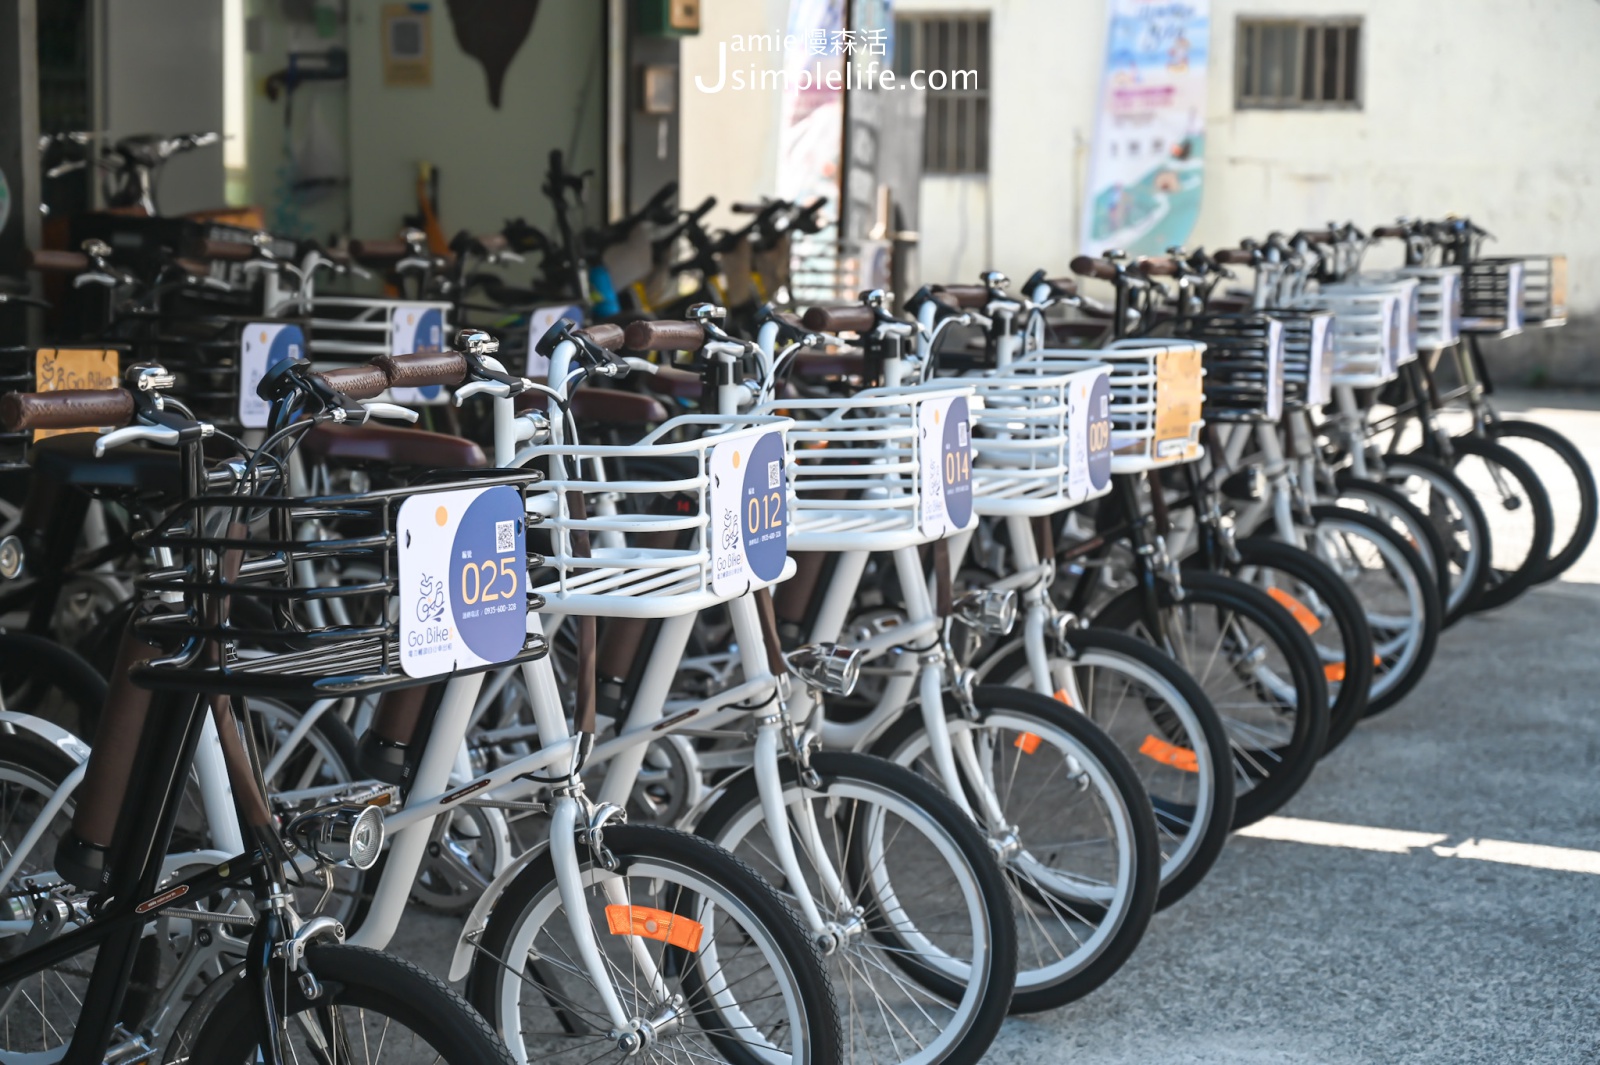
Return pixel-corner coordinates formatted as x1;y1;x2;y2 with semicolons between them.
1068;367;1113;500
919;394;974;537
398;484;527;678
710;429;788;596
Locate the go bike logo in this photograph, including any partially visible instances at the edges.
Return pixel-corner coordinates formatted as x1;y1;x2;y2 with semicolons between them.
398;485;527;678
709;429;788;596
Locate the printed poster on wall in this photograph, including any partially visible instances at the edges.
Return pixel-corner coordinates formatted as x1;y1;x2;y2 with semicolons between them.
1079;0;1210;257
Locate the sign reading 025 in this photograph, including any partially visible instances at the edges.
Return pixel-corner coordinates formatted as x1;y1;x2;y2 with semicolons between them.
919;394;974;537
398;484;527;678
709;429;787;596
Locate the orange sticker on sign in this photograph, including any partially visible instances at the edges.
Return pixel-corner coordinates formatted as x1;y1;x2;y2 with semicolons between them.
1014;732;1043;754
1138;735;1198;773
33;349;119;441
605;905;704;952
1265;587;1322;635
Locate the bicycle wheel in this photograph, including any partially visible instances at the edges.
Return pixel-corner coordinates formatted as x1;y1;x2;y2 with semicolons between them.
694;751;1016;1065
1447;435;1554;611
467;823;841;1065
1229;537;1375;753
1334;475;1454;614
1306;505;1442;716
1483;419;1598;583
870;685;1160;1013
1382;453;1492;624
971;627;1234;910
1092;570;1328;828
166;942;515;1064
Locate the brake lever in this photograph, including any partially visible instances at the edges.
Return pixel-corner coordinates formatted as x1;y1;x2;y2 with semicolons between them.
93;423;181;458
359;401;420;424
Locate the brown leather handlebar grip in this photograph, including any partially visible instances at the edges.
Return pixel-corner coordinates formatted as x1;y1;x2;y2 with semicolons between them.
1372;225;1408;239
191;239;256;262
313;365;390;401
931;284;989;309
576;324;625;352
1136;256;1180;277
1298;229;1338;243
348;238;408;265
1070;256;1118;281
1044;277;1078;297
1;388;136;432
801;305;877;334
25;249;90;273
622;319;708;352
1210;248;1255;265
374;351;469;389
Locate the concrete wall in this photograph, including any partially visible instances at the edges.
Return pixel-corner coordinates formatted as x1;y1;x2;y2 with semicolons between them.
683;0;1600;383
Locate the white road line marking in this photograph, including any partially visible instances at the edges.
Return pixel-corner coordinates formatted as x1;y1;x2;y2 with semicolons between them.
1237;816;1600;875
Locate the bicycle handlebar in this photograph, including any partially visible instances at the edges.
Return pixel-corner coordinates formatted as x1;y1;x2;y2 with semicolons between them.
801;305;877;334
575;324;625;352
1135;256;1181;277
1;388;137;432
623;319;707;352
1371;225;1409;239
373;352;469;390
311;366;390;401
930;284;989;309
1070;256;1119;281
25;249;90;274
1210;247;1255;265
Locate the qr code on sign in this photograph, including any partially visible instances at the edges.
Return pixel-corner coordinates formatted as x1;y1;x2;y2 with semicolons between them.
957;422;968;446
495;520;515;553
767;460;781;489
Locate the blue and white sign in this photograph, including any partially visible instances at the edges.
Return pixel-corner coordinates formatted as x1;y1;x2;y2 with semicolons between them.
398;485;527;678
1067;367;1115;501
389;303;450;404
527;304;585;381
919;394;975;538
239;323;305;428
709;428;788;596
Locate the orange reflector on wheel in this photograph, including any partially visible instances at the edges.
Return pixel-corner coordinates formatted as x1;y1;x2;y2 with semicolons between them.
1265;587;1321;634
1138;735;1198;772
1324;662;1346;682
1014;732;1043;754
604;905;704;952
1052;688;1074;708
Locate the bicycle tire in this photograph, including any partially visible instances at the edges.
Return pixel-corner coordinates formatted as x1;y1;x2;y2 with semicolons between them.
1483;419;1598;584
166;941;515;1064
1384;451;1492;624
467;822;842;1065
1306;505;1442;716
693;751;1016;1065
869;685;1160;1013
1446;435;1554;611
971;626;1234;910
1334;474;1454;615
1229;537;1375;753
1091;570;1329;828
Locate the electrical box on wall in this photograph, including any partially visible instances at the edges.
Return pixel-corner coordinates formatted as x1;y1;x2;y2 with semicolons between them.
636;0;699;37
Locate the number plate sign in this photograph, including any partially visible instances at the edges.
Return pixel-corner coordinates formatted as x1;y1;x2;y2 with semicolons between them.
238;323;305;429
526;304;584;380
709;428;788;596
1066;366;1114;502
919;394;974;538
33;349;118;441
398;485;526;678
1153;346;1204;459
388;303;450;404
1306;313;1334;406
1379;295;1401;378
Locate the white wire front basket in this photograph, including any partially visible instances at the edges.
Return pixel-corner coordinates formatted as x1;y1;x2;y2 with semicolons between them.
1014;338;1206;473
308;297;454;404
1303;276;1418;387
1396;265;1463;351
1269;308;1336;410
520;415;795;618
959;362;1115;516
759;383;976;552
1518;255;1567;328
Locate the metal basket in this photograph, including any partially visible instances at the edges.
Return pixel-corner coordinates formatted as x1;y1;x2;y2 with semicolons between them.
309;297;454;403
1015;339;1206;473
1518;255;1566;328
1268;308;1335;410
759;383;975;551
1460;259;1525;336
1174;314;1284;423
130;470;549;698
0;345;32;471
521;415;795;617
961;362;1115;515
1395;266;1462;350
1303;278;1416;388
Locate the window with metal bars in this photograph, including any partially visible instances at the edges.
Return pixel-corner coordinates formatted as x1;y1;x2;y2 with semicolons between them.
1236;17;1362;110
894;14;989;174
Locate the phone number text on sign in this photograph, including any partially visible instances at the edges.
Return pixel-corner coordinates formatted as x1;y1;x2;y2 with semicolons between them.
919;394;974;538
398;485;527;678
709;429;788;596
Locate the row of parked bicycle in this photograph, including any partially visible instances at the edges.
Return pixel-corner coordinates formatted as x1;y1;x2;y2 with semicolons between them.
0;208;1590;1065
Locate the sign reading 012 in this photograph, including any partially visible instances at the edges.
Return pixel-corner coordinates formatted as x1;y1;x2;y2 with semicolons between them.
709;428;787;596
